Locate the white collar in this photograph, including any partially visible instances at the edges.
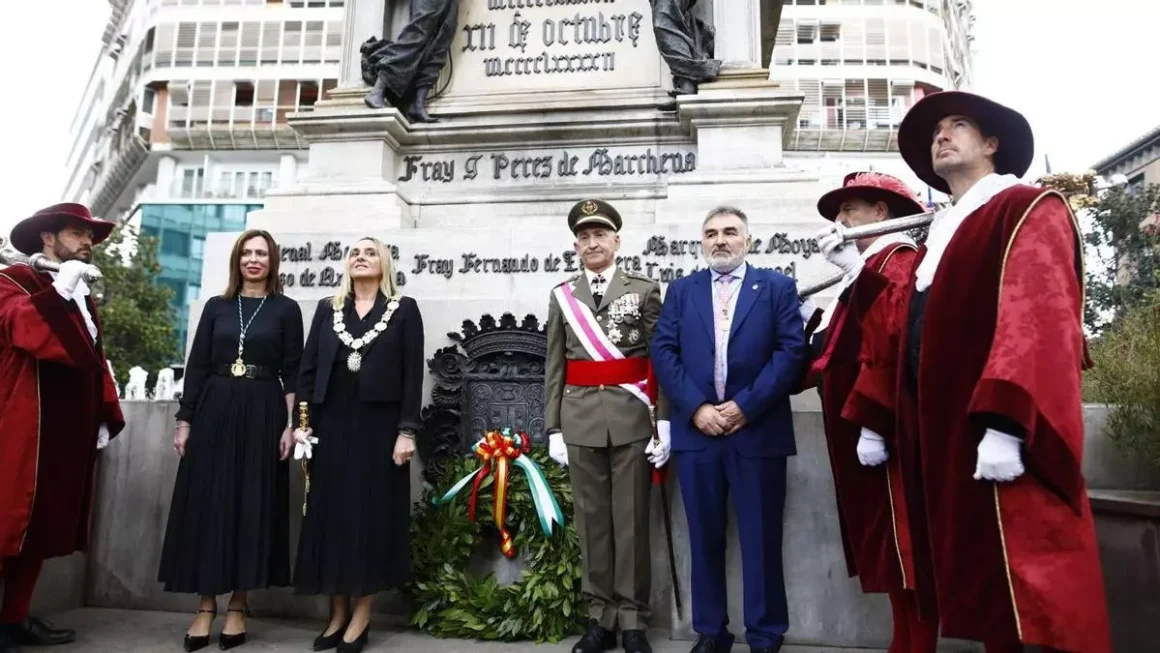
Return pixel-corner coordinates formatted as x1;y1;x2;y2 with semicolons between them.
915;173;1023;292
585;265;616;285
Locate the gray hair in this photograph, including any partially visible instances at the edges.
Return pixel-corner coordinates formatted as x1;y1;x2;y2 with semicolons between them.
702;205;749;233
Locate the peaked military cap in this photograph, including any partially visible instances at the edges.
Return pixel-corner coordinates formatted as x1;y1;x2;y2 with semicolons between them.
567;199;622;234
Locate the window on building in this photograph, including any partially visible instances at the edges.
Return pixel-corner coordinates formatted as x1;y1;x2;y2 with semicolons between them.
299;81;320;107
259;171;273;195
235;81;255;106
162;233;191;258
820;23;841;42
192;236;205;261
180;168;204;197
797;22;818;44
142;87;156;114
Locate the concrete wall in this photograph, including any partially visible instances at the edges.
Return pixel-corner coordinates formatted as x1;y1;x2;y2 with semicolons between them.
29;401;1160;650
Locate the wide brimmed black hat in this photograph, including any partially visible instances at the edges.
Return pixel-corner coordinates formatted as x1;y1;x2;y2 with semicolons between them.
898;91;1034;195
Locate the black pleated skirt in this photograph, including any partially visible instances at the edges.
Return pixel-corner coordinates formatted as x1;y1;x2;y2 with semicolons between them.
292;362;411;598
157;375;290;595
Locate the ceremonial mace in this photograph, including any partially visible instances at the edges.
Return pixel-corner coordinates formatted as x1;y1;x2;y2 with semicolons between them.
796;209;938;299
649;403;683;619
0;236;104;283
298;401;312;516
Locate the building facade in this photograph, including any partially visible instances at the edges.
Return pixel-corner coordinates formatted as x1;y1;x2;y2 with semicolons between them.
1093;124;1160;192
774;0;974;200
62;0;343;354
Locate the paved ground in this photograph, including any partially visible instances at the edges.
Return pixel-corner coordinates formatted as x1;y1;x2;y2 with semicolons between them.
31;608;884;653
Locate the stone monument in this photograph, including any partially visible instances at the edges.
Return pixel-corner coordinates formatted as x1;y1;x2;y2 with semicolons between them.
195;0;892;646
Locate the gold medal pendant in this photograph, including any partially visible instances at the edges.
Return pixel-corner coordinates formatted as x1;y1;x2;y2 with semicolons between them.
230;356;247;377
346;351;362;372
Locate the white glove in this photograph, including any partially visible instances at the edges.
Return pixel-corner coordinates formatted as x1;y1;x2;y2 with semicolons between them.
644;420;672;468
293;428;318;460
548;432;569;467
856;428;888;466
815;224;864;280
52;260;90;300
97;424;110;450
799;298;819;323
973;429;1024;482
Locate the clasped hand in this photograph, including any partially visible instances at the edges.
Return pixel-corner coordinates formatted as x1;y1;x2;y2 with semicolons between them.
693;401;747;436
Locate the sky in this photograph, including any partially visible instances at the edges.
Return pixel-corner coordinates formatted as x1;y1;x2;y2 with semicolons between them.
1;0;1157;238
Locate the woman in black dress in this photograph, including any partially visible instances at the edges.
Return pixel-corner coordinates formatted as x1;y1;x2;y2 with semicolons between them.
159;230;303;651
292;237;423;653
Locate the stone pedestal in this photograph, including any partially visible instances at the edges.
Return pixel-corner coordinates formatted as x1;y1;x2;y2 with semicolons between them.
193;0;888;644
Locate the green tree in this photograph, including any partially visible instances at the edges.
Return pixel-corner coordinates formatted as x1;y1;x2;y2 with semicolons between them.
91;225;178;385
1083;183;1160;334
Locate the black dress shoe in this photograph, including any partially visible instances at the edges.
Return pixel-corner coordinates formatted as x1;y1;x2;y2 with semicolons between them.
749;647;782;653
3;617;75;646
571;623;616;653
311;619;350;651
183;608;216;652
335;624;368;653
689;633;733;653
622;629;652;653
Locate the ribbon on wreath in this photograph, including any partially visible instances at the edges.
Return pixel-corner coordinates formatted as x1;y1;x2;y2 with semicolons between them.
435;428;565;558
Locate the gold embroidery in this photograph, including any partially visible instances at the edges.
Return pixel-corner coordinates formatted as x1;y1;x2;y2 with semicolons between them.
993;484;1023;641
885;466;908;589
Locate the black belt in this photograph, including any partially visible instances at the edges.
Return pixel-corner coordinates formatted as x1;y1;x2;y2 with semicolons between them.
215;364;278;380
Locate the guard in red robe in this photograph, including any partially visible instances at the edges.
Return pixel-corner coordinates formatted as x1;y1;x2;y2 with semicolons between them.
0;203;124;651
797;172;935;653
823;92;1112;653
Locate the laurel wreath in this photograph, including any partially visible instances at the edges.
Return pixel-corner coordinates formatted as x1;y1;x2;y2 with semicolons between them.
408;448;588;642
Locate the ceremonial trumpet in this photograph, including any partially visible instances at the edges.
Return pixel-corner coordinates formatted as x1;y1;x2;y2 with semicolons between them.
796;209;937;299
0;236;104;283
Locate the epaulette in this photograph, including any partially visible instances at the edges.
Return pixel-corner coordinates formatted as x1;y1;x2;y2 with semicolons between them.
624;271;654;283
554;274;580;288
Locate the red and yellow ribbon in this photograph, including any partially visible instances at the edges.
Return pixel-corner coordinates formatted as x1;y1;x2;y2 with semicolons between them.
436;429;565;559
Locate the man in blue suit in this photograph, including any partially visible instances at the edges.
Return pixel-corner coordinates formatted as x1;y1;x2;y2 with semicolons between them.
651;206;807;653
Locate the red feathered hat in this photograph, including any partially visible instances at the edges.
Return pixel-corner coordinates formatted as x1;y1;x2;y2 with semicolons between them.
9;203;114;256
817;171;925;222
898;90;1034;195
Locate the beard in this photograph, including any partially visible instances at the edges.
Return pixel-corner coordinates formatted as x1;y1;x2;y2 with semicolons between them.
55;241;92;262
704;249;745;274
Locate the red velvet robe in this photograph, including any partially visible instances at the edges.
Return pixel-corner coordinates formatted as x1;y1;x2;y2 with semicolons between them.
0;264;124;560
843;186;1111;652
798;242;920;596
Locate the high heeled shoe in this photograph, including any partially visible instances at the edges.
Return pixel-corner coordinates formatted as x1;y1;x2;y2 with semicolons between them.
218;607;248;650
336;624;368;653
183;608;216;652
311;618;350;652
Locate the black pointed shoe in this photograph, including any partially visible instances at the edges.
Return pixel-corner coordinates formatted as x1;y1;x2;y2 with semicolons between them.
218;607;248;650
312;618;350;652
182;608;215;652
571;623;616;653
336;624;368;653
622;629;652;653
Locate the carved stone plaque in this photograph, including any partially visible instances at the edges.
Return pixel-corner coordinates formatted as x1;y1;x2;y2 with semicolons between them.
417;313;548;486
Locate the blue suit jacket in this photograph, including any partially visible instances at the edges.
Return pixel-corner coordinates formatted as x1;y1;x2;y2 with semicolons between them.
651;266;807;457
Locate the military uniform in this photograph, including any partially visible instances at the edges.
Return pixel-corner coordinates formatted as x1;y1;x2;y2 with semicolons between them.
545;200;669;648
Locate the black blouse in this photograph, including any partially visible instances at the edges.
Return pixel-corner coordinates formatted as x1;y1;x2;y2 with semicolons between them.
176;294;304;423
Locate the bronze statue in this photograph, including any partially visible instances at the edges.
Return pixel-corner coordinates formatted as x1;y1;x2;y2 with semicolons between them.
362;0;459;123
652;0;721;104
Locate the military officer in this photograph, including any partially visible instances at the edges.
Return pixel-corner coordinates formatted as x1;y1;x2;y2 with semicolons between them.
545;199;671;653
